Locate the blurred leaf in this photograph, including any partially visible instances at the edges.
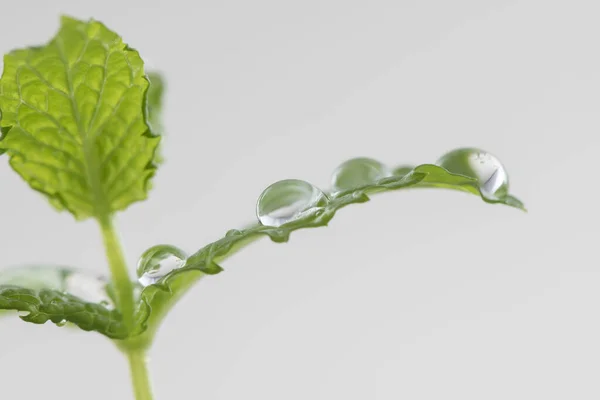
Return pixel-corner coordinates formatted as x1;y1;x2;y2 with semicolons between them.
146;71;165;136
146;71;165;164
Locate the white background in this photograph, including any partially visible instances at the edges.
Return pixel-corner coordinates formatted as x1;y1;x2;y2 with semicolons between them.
0;0;599;398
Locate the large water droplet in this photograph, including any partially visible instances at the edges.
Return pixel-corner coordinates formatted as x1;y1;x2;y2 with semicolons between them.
137;245;187;287
256;179;329;227
436;148;509;198
330;157;391;192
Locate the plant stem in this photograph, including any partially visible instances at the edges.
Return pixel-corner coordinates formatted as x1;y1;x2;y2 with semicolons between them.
126;349;154;400
99;216;156;399
98;217;136;332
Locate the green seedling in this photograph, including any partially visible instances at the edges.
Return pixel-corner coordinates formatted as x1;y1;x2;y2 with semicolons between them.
0;16;525;399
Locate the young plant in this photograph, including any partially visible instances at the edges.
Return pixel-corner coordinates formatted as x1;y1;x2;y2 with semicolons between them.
0;16;525;399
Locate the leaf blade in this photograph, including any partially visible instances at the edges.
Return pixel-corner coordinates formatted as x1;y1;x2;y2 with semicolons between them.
0;286;127;338
0;16;159;219
133;163;525;336
0;265;127;338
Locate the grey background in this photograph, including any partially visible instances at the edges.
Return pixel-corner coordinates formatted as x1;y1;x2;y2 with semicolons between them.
0;0;598;398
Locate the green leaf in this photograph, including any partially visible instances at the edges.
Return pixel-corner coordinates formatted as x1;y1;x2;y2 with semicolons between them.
0;16;159;220
146;71;165;136
146;71;165;164
131;163;525;338
0;266;127;338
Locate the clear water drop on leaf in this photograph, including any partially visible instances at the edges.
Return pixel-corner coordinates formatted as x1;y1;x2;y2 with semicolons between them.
256;179;329;227
137;245;188;287
331;157;391;192
56;319;67;327
436;148;509;199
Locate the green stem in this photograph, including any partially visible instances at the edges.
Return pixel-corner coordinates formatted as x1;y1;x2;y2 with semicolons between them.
99;217;156;399
98;217;135;332
126;349;154;400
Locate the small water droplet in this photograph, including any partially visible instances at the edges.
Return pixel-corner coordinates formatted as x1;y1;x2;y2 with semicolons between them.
17;310;29;317
436;148;509;198
331;157;391;192
226;229;242;237
256;179;329;227
56;319;67;327
137;245;187;287
64;272;114;308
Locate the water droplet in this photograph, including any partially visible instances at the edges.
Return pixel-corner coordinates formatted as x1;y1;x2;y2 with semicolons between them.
17;310;29;317
256;179;329;227
265;228;290;243
64;272;114;308
436;148;509;198
331;157;391;192
137;245;187;287
56;319;67;327
226;229;242;237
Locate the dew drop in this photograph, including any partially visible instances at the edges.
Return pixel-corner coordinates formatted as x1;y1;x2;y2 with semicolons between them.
137;245;187;287
436;148;509;198
331;157;391;192
56;319;67;327
226;229;242;237
256;179;329;227
17;310;29;317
